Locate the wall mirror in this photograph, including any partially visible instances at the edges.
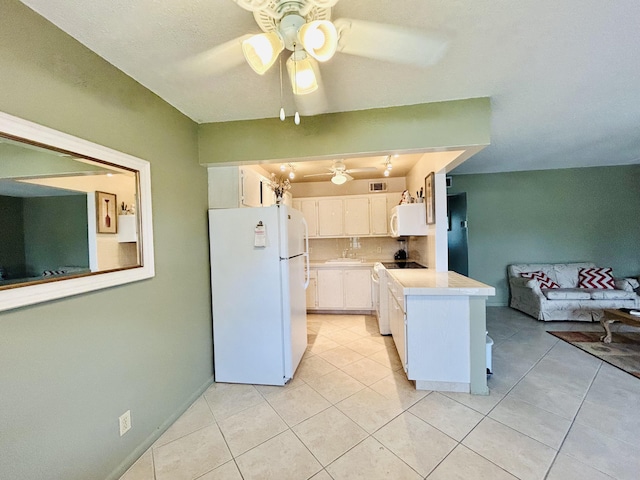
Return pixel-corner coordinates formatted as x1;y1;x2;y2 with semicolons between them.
0;112;154;312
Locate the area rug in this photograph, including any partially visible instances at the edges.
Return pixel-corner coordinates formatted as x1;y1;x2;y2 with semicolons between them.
547;330;640;379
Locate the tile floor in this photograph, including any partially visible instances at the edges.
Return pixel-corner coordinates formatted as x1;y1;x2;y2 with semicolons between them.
120;307;640;480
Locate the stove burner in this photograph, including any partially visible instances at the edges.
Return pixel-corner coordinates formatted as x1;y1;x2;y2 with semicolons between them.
381;261;427;269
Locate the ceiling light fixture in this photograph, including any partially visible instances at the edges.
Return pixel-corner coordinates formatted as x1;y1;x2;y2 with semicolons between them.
288;164;296;179
384;155;393;173
298;20;338;62
242;32;284;75
280;163;286;172
286;49;319;95
331;172;348;185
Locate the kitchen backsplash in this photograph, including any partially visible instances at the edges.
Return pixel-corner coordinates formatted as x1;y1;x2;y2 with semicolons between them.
309;237;408;262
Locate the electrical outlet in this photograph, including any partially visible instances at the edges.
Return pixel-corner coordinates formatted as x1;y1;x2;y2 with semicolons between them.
376;247;382;253
119;410;131;436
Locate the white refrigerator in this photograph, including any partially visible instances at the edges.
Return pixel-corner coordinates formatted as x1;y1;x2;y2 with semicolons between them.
208;205;309;386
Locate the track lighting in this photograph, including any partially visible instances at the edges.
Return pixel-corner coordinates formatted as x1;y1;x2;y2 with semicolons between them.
384;155;393;174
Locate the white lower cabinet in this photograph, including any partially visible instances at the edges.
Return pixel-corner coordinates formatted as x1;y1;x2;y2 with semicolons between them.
306;269;318;309
387;277;407;371
311;267;373;311
317;269;344;309
344;269;373;309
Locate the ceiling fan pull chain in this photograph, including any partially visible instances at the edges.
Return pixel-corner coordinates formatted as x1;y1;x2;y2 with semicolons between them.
293;42;301;125
279;56;286;121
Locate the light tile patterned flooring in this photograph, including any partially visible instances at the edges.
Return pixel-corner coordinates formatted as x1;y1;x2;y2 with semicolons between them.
121;307;640;480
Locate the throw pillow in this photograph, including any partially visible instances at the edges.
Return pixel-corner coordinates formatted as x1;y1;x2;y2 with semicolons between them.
578;267;615;289
520;271;559;289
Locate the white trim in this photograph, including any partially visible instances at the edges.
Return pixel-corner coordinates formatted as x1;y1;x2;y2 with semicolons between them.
0;111;155;312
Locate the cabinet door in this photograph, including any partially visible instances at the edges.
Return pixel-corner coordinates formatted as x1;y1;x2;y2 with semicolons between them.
299;199;318;237
240;168;263;207
318;198;343;237
370;195;388;235
306;270;318;309
317;269;344;308
344;197;370;236
344;269;372;309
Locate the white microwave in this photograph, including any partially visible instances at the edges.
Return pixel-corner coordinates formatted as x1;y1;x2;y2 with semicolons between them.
389;204;428;237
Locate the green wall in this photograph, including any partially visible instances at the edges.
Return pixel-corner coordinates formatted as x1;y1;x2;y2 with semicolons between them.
199;98;491;165
0;2;211;480
23;195;89;275
0;195;26;278
450;165;640;306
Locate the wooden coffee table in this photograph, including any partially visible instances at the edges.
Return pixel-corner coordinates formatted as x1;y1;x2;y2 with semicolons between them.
600;309;640;343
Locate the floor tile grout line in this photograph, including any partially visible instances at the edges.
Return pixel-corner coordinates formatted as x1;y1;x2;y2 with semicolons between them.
542;360;605;480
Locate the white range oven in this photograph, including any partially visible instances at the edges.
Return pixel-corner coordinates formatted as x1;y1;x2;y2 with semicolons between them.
373;261;427;335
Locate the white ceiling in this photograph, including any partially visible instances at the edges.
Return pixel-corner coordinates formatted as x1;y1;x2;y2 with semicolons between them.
18;0;640;175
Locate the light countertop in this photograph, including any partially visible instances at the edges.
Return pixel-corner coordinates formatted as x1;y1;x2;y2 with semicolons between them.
387;270;496;297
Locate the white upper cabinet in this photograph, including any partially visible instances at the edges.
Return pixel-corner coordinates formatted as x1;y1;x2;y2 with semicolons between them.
299;199;318;237
344;197;370;236
369;195;388;235
318;198;344;237
293;192;400;238
240;167;263;207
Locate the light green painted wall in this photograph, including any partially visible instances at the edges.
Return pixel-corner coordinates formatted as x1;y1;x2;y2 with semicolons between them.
23;195;89;275
450;165;640;306
198;98;491;165
0;2;211;480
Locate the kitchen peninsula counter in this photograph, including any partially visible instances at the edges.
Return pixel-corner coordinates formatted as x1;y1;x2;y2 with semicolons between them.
386;270;495;296
385;270;495;395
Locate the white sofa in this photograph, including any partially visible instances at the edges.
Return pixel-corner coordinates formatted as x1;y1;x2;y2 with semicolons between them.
508;262;640;322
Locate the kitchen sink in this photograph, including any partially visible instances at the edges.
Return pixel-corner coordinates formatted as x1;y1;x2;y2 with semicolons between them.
325;258;363;264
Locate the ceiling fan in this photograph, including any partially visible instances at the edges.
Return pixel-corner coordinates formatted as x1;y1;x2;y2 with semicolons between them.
304;159;377;184
188;0;448;117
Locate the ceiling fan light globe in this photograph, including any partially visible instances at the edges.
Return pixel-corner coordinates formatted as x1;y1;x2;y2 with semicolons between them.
242;32;283;74
286;53;319;95
331;173;347;185
299;20;338;62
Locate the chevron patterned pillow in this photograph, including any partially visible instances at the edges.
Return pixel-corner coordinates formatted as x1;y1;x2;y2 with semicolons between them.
578;267;615;289
520;271;559;289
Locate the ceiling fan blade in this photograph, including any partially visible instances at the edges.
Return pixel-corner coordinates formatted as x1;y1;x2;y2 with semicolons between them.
333;18;448;67
346;167;377;173
303;172;333;177
176;34;251;78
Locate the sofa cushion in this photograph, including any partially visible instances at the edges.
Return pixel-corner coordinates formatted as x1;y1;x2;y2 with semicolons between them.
542;288;591;300
578;267;615;289
588;289;637;300
521;271;559;289
553;262;596;288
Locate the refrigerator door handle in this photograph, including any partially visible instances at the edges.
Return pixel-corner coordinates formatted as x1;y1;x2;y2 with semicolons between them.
302;217;310;289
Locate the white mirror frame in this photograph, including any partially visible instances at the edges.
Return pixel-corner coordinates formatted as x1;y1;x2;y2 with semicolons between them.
0;111;155;312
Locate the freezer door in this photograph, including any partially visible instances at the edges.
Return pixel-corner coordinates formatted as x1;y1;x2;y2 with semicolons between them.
281;254;308;379
278;204;306;258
